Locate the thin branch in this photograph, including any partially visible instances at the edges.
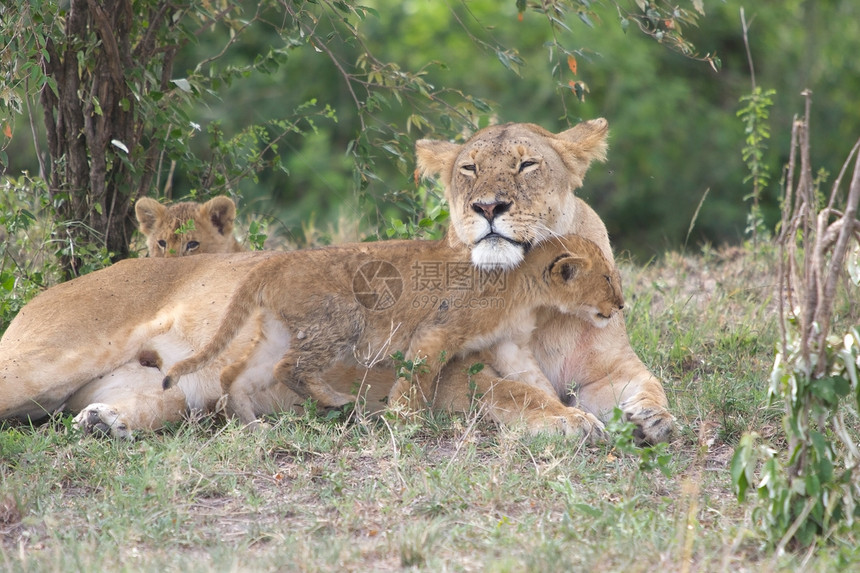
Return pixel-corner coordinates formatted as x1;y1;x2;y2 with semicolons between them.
193;4;261;73
740;7;757;91
23;79;46;180
814;137;860;376
797;92;816;370
826;138;860;213
282;2;366;131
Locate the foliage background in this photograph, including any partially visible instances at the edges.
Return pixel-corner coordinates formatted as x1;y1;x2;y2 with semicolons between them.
2;1;859;260
0;0;860;259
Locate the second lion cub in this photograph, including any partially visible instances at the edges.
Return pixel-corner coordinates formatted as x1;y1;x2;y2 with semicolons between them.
163;234;623;436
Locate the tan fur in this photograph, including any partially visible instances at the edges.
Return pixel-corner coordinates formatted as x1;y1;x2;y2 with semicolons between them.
0;119;672;443
161;235;621;441
135;196;243;257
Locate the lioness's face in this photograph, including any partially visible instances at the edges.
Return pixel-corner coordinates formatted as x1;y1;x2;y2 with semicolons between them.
416;120;608;270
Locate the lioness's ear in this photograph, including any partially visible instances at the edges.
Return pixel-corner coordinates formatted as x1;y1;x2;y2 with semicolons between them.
135;197;167;235
549;255;589;284
550;118;609;188
203;196;237;236
415;139;461;184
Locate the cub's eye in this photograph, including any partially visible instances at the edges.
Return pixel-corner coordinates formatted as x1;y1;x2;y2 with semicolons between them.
157;240;167;249
518;160;538;173
186;241;200;252
460;164;477;174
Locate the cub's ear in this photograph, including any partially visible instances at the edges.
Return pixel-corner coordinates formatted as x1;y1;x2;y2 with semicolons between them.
549;118;609;188
135;197;167;235
549;254;589;284
415;139;461;183
203;196;237;236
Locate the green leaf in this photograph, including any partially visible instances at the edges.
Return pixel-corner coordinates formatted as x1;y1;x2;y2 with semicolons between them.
470;97;492;113
577;11;595;28
171;78;192;92
467;362;484;376
730;434;757;502
817;456;833;484
810;376;850;407
804;473;821;498
570;502;603;518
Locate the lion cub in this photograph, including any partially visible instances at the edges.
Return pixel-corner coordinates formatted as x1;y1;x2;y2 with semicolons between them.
163;234;623;423
135;196;244;257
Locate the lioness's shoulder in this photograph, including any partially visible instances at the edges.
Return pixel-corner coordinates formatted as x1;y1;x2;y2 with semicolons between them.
135;196;244;257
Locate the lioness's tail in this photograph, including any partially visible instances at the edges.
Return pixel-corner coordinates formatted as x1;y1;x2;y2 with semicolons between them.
162;273;267;390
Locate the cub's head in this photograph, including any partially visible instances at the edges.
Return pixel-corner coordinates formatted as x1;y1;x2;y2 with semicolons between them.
416;119;608;270
135;196;244;257
538;235;624;328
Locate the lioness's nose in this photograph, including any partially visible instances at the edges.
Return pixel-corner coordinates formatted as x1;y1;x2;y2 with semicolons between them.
472;201;512;222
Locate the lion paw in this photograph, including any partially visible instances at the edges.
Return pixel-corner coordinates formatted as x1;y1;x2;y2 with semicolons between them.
529;408;607;443
619;397;674;445
240;418;271;432
73;404;133;440
560;409;607;443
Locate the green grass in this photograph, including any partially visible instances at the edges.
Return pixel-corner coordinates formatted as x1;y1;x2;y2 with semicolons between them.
2;243;860;571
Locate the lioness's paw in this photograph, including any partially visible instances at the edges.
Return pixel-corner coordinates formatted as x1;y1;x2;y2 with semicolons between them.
240;419;271;432
560;409;607;443
620;397;675;445
73;404;133;440
529;408;607;443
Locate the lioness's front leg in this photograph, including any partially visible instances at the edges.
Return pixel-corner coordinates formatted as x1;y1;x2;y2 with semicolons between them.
533;312;674;444
433;353;606;442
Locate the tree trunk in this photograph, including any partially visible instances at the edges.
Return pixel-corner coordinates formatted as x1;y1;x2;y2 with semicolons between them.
39;0;176;277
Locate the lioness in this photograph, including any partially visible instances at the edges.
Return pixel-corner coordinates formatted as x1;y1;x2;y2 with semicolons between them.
162;235;623;439
135;195;243;256
0;118;673;443
416;120;673;443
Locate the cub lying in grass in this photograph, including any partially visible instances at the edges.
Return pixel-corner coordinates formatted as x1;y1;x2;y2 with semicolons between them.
163;234;623;438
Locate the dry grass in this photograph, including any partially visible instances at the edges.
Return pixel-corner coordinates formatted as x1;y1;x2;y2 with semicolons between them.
2;242;859;572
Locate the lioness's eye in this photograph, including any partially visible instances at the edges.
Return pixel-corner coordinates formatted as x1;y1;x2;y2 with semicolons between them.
460;164;477;174
186;241;200;252
518;160;538;173
157;240;167;249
